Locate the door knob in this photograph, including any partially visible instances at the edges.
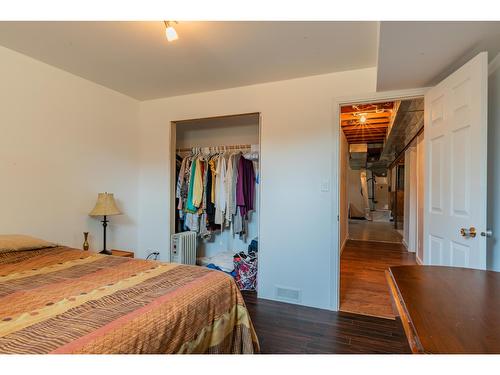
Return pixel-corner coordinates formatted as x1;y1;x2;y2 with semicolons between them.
481;229;493;237
460;227;477;238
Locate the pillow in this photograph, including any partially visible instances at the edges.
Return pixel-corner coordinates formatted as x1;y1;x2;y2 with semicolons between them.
0;234;57;253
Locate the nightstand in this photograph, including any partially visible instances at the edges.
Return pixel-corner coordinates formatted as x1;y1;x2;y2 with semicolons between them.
111;249;134;258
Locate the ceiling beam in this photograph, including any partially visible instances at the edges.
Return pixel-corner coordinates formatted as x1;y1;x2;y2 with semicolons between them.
347;142;385;145
344;133;387;138
342;127;388;133
341;102;394;114
341;124;389;131
341;119;390;126
341;112;392;121
347;135;385;138
346;137;385;143
344;135;387;140
342;122;390;128
346;136;386;142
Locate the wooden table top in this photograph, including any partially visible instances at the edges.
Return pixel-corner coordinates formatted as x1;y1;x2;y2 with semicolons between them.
387;265;500;354
110;249;134;258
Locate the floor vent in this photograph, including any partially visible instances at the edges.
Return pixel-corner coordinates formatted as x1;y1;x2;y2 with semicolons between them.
275;286;301;303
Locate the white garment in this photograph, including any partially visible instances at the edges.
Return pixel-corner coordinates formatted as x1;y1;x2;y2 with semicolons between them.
184;212;199;232
197;251;235;273
224;153;233;223
214;155;227;225
225;152;240;223
232;208;243;235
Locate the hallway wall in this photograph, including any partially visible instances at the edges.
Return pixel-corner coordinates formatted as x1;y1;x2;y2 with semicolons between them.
339;132;349;251
348;168;365;218
403;142;417;252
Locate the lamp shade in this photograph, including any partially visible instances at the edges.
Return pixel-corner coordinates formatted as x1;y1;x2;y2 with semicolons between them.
89;193;122;216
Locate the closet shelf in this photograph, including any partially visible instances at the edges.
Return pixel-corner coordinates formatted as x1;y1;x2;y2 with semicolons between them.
176;144;254;153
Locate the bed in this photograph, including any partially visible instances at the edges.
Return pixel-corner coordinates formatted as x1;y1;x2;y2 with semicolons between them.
0;236;259;354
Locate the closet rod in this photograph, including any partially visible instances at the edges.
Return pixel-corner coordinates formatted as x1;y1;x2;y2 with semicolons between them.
176;144;253;153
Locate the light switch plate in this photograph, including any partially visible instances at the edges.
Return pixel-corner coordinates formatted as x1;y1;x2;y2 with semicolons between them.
320;179;330;192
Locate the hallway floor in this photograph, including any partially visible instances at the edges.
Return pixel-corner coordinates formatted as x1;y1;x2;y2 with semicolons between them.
340;239;417;319
348;219;402;243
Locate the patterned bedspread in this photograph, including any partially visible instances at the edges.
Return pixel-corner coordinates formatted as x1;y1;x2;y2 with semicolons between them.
0;246;259;354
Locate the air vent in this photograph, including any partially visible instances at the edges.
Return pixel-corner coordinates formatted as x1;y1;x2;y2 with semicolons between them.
275;286;301;303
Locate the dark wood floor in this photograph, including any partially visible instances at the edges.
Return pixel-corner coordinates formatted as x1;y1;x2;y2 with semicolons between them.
242;291;411;354
341;239;417;318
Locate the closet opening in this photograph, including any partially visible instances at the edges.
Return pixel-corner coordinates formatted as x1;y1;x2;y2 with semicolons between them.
170;112;261;294
338;99;424;318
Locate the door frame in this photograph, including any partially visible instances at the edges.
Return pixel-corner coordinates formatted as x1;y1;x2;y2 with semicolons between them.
331;87;429;311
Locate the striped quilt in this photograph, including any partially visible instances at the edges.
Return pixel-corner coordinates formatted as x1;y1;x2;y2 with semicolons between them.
0;246;259;354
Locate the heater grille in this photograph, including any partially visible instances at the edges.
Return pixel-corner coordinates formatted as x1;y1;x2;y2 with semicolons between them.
170;232;197;265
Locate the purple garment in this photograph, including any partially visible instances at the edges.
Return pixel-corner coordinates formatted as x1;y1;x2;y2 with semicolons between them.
236;157;255;217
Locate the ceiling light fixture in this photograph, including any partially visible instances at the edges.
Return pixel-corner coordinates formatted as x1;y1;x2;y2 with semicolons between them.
359;115;367;124
164;21;178;42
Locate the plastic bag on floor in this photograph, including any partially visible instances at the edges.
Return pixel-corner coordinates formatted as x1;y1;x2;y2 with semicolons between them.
234;254;257;291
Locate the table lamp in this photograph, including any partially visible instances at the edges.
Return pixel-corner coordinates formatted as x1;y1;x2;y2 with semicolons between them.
89;192;122;255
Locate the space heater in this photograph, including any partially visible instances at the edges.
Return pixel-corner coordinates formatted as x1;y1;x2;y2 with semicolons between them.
170;232;197;265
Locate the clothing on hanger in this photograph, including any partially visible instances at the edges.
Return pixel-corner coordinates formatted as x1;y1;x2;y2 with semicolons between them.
175;145;258;241
214;153;227;225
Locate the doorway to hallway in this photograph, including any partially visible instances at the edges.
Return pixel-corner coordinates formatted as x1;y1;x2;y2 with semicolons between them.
338;99;423;318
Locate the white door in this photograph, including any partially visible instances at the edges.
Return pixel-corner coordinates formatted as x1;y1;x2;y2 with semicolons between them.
424;52;488;269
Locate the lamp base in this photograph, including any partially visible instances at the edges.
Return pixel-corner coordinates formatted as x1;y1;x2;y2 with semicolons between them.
99;249;112;255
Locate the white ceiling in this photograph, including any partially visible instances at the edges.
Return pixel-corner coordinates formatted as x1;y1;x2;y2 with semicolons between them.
0;21;378;100
377;21;500;91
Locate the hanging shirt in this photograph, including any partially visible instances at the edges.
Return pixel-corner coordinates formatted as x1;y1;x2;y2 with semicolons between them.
214;154;227;225
178;156;193;211
236;157;256;217
205;158;216;226
225;152;241;222
176;156;186;211
184;212;199;232
192;158;204;207
185;158;198;213
209;158;217;204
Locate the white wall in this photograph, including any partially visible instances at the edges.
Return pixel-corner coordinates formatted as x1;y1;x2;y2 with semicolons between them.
347;168;366;218
176;115;260;149
487;53;500;271
339;132;349;252
416;132;425;264
0;46;140;252
138;67;377;309
403;143;417;252
175;115;260;258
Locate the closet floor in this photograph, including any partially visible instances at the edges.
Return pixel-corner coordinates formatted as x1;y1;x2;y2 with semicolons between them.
340;240;417;319
242;291;411;354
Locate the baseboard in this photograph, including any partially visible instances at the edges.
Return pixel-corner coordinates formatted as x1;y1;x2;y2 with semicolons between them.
416;255;423;265
401;239;408;250
340;236;348;256
402;239;417;253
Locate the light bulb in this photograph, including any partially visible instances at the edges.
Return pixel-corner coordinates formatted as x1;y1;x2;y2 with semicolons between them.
165;25;178;42
359;115;367;124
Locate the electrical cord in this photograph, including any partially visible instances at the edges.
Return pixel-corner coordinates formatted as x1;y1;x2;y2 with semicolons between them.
146;251;160;260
